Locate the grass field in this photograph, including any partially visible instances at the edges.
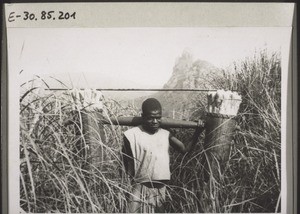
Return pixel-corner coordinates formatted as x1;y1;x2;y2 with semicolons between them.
20;50;281;213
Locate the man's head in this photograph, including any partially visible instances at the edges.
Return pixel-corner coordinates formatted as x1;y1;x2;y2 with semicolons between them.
141;98;162;134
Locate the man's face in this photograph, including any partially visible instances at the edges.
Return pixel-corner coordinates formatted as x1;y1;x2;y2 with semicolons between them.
142;109;162;134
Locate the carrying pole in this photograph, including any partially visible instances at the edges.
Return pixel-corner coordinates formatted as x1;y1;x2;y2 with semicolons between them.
99;116;200;129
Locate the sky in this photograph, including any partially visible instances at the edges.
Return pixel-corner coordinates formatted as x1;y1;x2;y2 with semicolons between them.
8;27;290;90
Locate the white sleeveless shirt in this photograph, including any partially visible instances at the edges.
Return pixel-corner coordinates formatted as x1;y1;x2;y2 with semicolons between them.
124;126;171;183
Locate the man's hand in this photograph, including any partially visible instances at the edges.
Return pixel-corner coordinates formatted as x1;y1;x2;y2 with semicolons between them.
195;119;205;133
197;119;205;128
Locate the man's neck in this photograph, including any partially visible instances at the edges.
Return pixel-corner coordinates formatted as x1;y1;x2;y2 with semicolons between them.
140;125;159;135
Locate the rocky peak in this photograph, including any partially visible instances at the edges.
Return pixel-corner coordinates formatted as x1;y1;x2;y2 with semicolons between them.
163;51;222;90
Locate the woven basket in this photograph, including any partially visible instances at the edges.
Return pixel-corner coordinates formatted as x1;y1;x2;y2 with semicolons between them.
203;112;236;181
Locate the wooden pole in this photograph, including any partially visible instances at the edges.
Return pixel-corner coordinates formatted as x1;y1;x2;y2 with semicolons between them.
99;116;200;129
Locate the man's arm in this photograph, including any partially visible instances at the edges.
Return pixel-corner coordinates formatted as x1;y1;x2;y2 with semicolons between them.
122;136;135;179
169;122;204;154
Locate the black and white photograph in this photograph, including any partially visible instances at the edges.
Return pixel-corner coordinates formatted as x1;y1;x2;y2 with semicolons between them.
3;3;296;214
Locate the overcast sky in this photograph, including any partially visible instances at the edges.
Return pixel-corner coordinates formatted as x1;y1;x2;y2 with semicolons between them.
8;27;290;89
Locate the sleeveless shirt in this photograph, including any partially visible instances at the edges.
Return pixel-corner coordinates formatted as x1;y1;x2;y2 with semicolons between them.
124;126;171;183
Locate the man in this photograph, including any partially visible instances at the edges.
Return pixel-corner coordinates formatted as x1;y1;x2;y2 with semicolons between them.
122;98;204;213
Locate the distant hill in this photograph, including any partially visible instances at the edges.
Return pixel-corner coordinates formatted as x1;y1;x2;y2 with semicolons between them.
134;51;225;120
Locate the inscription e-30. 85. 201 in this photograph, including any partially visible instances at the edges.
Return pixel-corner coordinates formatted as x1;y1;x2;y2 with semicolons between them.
8;10;76;22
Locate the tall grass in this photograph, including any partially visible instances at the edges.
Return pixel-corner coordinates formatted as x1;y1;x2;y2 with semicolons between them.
20;80;135;213
20;50;281;213
166;50;281;213
229;51;281;212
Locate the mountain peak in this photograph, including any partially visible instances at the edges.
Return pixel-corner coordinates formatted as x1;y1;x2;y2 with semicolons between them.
164;52;221;90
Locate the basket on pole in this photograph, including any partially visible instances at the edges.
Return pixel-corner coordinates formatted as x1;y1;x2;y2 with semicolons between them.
203;90;242;181
69;89;106;171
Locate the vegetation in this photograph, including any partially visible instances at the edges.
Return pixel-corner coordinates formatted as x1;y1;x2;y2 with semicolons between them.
167;50;281;213
20;50;281;213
